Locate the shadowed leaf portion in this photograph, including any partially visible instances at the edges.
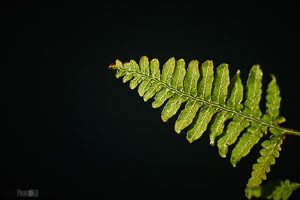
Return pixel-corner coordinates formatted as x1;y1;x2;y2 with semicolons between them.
247;179;300;200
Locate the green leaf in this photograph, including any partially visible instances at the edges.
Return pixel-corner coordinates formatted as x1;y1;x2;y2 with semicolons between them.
131;59;140;72
149;58;160;79
245;135;284;198
266;75;280;120
122;62;135;83
210;70;243;145
161;57;176;84
112;59;125;78
129;75;142;90
109;56;300;199
171;59;186;91
231;122;264;166
263;74;286;126
187;106;217;143
161;94;188;122
267;180;300;200
209;111;232;146
198;60;214;100
183;60;200;96
247;180;300;200
138;78;151;97
243;65;263;118
225;70;244;111
175;100;202;134
139;56;149;75
217;116;250;158
152;88;174;108
211;63;230;105
143;82;162;101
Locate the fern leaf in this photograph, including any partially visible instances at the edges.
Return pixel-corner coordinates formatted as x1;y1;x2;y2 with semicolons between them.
122;62;135;83
187;106;218;143
151;58;176;108
217;71;246;157
263;75;286;126
137;58;151;96
149;58;160;79
143;58;161;101
231;122;264;166
175;60;201;133
248;180;300;200
183;60;200;96
218;116;250;158
109;56;300;199
210;70;242;146
186;62;230;143
229;65;264;165
187;61;215;142
197;60;214;100
245;74;287;197
243;65;263;117
245;135;284;198
139;56;150;76
267;180;300;200
175;101;202;133
211;63;230;106
161;59;187;122
162;94;188;122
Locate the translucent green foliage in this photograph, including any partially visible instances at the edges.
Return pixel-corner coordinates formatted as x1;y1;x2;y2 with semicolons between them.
248;180;300;200
198;60;214;100
162;94;187;122
229;66;264;165
187;61;215;142
211;64;230;106
149;58;160;79
109;56;297;199
161;57;175;84
266;180;300;200
187;106;217;142
263;75;286;126
245;135;283;198
216;71;246;157
183;60;199;96
231;122;263;166
245;74;287;196
211;71;242;146
143;59;161;101
218;116;249;158
171;59;186;91
175;101;201;134
243;65;263;118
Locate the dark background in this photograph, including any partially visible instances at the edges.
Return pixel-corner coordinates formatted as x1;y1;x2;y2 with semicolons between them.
3;1;300;199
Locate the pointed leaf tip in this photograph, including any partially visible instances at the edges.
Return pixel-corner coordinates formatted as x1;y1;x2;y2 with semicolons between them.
108;63;116;70
108;59;122;70
270;73;277;80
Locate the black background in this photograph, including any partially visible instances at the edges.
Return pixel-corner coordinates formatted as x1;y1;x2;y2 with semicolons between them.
3;1;300;199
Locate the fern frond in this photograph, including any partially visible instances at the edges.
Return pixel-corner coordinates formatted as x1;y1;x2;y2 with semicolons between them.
109;56;300;199
267;180;300;200
246;134;284;198
244;74;287;196
248;180;300;200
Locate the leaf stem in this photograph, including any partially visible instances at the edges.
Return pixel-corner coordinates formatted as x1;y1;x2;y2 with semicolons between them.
279;128;300;137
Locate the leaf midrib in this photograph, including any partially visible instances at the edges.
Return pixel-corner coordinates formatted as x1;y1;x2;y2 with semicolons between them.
120;68;298;135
